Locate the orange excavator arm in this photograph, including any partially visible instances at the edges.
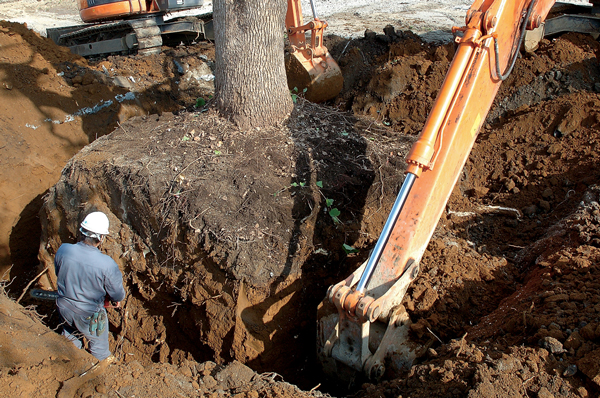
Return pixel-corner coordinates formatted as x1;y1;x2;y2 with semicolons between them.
285;0;343;103
319;0;557;381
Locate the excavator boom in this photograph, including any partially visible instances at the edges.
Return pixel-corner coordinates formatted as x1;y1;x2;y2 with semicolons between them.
319;0;558;382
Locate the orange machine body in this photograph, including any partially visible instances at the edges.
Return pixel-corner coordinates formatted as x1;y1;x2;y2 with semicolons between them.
78;0;157;23
49;0;208;57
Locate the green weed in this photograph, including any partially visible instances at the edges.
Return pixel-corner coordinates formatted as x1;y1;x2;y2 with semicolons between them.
342;244;359;254
291;87;308;103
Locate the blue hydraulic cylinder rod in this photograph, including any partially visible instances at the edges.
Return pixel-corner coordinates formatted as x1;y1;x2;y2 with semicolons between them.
355;172;417;293
309;0;318;19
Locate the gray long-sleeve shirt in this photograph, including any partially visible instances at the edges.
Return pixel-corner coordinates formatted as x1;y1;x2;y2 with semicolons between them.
55;241;125;316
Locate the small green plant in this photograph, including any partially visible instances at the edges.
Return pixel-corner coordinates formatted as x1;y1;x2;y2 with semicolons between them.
195;96;212;111
274;180;342;224
329;208;341;224
342;244;359;254
273;180;307;197
316;180;341;224
181;136;190;142
290;87;308;103
214;150;222;155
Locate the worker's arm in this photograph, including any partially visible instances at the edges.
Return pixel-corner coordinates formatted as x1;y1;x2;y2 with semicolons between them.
54;244;64;278
104;297;121;308
105;260;126;303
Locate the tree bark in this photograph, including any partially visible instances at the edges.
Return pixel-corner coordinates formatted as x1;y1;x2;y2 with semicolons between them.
213;0;293;129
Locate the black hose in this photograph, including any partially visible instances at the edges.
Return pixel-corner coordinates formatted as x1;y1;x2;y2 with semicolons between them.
494;0;538;81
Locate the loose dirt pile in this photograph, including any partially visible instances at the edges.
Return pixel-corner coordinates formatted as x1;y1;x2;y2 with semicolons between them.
1;14;600;398
0;20;214;286
0;287;329;398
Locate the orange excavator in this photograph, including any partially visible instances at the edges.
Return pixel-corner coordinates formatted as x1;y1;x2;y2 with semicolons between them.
47;0;212;56
317;0;597;383
47;0;342;102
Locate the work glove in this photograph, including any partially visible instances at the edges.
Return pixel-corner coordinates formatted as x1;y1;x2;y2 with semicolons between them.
88;310;107;337
96;311;107;336
89;311;99;335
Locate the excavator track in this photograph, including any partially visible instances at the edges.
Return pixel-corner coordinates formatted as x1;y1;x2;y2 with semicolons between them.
129;19;163;56
48;15;212;58
53;18;162;57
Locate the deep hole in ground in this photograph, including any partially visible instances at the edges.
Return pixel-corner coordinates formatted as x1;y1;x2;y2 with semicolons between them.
1;19;600;398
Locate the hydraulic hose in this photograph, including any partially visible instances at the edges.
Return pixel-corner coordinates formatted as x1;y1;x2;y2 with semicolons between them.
494;0;537;81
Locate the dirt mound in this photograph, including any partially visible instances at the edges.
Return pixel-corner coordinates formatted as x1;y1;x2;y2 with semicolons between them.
35;99;412;389
355;188;600;397
0;20;214;288
1;18;600;398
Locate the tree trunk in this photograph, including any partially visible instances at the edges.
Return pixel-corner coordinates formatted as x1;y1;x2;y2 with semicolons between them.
213;0;293;129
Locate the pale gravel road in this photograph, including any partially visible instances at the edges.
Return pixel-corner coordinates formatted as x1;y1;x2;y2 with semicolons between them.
0;0;591;42
302;0;473;42
305;0;592;42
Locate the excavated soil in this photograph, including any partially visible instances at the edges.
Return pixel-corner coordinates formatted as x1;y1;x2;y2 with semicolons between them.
1;16;600;398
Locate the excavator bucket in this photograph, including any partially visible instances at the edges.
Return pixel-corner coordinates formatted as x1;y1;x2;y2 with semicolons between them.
286;0;343;103
317;303;420;385
316;259;422;385
285;49;343;103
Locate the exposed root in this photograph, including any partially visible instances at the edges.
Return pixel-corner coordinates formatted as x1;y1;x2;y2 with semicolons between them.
16;265;49;304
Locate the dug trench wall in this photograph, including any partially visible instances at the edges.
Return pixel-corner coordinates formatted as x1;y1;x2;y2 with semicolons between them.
36;102;413;383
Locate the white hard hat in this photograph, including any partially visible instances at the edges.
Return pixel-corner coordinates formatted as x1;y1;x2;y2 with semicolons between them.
80;212;110;237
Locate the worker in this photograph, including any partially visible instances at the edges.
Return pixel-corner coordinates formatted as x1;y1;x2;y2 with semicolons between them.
54;211;125;361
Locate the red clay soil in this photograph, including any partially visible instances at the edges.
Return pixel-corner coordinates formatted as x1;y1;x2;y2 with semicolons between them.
0;20;213;288
0;20;600;398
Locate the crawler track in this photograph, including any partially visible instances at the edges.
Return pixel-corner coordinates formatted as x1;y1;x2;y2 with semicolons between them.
47;14;212;57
